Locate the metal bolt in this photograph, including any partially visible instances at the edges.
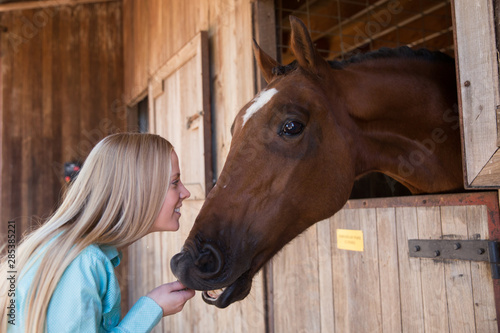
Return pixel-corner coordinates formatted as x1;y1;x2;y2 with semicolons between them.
454;243;461;250
478;248;485;255
414;245;421;252
464;80;471;87
434;250;441;257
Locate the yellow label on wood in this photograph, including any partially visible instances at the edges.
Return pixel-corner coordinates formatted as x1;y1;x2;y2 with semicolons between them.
337;229;364;252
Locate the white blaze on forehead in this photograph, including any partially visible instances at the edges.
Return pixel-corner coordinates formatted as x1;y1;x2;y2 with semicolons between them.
242;88;279;127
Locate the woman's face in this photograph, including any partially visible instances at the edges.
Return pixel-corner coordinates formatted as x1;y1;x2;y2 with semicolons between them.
150;150;191;233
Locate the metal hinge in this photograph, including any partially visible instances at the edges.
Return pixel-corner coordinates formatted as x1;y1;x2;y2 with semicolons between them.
408;239;500;279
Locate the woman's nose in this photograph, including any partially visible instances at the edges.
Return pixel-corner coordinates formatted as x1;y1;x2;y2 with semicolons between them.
181;184;191;200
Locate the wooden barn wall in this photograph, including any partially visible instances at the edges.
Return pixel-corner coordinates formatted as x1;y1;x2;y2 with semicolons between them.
0;0;126;276
273;192;500;333
123;0;256;173
123;1;266;332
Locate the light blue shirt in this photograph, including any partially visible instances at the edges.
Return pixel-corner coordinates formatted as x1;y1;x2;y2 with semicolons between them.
8;240;163;332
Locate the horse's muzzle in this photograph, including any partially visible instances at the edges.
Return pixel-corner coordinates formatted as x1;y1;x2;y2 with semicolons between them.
170;242;227;288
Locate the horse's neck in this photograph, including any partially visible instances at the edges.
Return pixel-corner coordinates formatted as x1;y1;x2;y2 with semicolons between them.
335;60;462;193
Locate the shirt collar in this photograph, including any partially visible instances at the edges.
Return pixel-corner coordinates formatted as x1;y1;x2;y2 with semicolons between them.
99;245;122;267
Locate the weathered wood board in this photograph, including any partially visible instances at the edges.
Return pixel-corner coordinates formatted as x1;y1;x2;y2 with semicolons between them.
272;192;500;333
149;31;212;200
452;0;500;187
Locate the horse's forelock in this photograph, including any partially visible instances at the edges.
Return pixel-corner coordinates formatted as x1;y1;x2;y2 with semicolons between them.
272;61;298;76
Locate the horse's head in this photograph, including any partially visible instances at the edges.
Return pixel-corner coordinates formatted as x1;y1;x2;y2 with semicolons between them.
171;16;356;307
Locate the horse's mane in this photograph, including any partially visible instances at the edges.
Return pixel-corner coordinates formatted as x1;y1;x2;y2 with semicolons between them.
272;46;454;75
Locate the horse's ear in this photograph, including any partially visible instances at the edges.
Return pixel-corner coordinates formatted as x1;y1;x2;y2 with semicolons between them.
289;16;328;74
253;39;280;84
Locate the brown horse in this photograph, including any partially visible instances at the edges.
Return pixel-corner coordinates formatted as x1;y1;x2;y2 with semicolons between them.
171;16;462;308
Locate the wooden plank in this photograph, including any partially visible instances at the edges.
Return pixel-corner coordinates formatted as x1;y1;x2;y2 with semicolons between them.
376;207;402;333
86;3;102;151
122;0;133;103
358;208;382;331
252;0;276;91
65;5;82;160
396;207;424;332
273;224;321;333
279;0;450;63
150;32;200;92
452;0;500;186
151;233;164;333
19;8;32;233
470;150;500;187
468;205;498;332
368;4;452;49
331;208;349;333
331;208;381;332
252;3;277;331
78;4;91;153
126;242;136;312
0;11;6;244
151;32;211;200
345;192;499;210
95;3;109;135
441;206;476;333
199;30;212;195
131;0;148;104
0;0;118;13
29;7;45;218
324;0;450;59
41;2;57;217
210;0;255;172
123;0;208;106
148;0;162;80
106;2;125;131
316;218;335;333
417;206;449;333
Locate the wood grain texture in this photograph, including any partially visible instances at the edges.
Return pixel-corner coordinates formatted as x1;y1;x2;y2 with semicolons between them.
441;206;476;333
0;0;127;308
468;205;498;332
1;2;125;231
417;207;448;333
376;207;402;333
453;0;500;187
150;32;211;200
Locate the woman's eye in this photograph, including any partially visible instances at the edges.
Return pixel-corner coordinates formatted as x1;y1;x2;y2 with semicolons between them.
280;120;304;136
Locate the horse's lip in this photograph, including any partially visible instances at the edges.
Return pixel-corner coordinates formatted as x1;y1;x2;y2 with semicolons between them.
201;270;253;308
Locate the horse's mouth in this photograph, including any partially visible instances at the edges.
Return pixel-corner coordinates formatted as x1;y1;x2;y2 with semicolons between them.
202;287;227;303
200;270;253;308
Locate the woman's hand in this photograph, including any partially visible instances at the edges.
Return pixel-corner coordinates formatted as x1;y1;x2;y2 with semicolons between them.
146;281;196;316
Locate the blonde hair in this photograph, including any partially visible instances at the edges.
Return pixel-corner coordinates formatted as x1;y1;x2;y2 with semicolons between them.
0;133;173;332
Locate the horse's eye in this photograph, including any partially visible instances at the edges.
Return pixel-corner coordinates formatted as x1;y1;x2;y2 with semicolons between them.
280;120;304;136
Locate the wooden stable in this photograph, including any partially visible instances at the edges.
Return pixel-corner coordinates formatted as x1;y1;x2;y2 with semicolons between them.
2;0;500;332
273;192;500;332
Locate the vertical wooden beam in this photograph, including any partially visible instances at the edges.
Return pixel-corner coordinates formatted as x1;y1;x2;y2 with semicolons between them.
253;0;276;92
252;2;276;332
452;0;500;187
0;0;119;13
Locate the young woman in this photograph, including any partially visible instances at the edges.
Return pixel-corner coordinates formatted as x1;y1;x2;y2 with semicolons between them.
0;133;195;332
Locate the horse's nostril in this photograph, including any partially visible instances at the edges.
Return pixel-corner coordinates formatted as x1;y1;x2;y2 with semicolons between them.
194;243;224;277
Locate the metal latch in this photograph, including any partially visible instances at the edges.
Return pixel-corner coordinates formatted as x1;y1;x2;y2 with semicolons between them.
408;239;500;279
